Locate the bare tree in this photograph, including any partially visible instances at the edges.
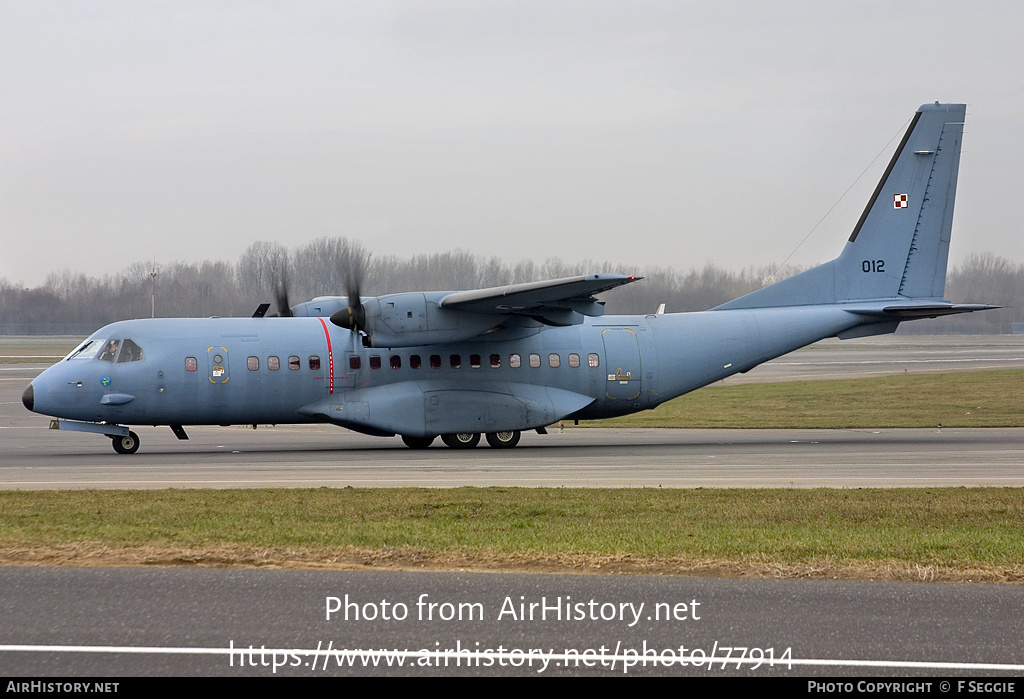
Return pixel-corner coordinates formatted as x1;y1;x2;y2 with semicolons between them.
3;237;1020;334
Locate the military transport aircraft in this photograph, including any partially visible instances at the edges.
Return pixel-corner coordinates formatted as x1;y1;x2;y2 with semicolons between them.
23;102;995;453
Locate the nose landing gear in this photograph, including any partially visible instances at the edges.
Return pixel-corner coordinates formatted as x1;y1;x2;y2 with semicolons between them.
111;431;140;455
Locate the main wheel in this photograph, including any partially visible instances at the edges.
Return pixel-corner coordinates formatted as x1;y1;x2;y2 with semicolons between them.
441;433;481;449
401;435;435;449
111;431;140;455
485;430;521;448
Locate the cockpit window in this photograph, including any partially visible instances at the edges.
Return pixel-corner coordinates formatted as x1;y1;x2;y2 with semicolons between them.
116;339;144;363
66;337;143;363
97;339;120;362
65;339;103;361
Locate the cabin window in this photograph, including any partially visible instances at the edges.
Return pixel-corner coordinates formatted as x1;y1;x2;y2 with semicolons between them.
450;354;461;369
568;353;580;368
529;353;541;368
97;339;120;362
116;339;144;363
369;355;381;370
309;356;321;371
490;354;501;368
349;356;361;370
185;357;197;372
430;355;441;369
289;356;300;370
247;356;259;371
267;356;280;371
470;354;481;368
588;353;600;367
390;355;401;369
509;353;521;368
410;354;422;369
549;353;560;368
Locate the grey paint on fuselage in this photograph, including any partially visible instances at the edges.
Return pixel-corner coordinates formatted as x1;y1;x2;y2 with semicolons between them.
28;304;866;435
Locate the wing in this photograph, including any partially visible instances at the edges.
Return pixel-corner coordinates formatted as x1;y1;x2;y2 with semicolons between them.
439;273;641;326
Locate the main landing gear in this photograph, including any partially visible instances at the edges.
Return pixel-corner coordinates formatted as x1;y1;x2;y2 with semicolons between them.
484;430;521;448
401;435;435;449
402;430;522;449
111;431;140;455
441;432;481;449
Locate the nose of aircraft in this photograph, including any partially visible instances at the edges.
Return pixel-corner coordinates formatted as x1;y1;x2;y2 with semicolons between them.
22;383;33;412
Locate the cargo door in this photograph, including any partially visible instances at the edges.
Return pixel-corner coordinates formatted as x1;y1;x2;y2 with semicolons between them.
601;328;642;400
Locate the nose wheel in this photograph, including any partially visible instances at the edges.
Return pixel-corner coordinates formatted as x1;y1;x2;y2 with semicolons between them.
111;431;140;455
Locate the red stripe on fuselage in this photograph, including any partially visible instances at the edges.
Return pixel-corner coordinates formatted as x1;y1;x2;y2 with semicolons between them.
318;318;334;394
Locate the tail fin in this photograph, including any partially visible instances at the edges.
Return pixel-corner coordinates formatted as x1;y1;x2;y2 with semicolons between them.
716;102;966;310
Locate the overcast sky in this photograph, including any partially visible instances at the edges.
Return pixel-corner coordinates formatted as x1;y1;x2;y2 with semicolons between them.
1;1;1021;289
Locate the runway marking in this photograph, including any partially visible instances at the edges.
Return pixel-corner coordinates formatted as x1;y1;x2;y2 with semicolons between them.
1;643;1023;673
5;476;1024;489
771;357;1024;366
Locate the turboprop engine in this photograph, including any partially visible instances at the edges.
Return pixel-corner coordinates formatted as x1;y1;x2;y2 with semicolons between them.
289;291;501;347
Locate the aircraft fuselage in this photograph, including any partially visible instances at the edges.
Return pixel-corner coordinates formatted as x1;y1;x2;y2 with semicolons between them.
27;305;863;439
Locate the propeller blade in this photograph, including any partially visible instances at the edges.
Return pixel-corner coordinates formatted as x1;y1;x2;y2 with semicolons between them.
329;259;368;334
273;267;292;317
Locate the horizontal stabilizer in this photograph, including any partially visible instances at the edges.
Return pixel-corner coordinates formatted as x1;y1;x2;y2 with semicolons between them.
846;303;1000;320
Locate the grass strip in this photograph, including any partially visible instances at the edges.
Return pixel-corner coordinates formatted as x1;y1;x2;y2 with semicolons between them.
595;369;1024;428
2;488;1023;582
0;343;75;363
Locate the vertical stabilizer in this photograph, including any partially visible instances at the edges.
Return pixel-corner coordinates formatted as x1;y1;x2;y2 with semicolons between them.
716;103;966;310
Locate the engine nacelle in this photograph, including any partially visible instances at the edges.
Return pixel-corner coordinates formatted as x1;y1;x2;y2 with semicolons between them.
290;291;500;347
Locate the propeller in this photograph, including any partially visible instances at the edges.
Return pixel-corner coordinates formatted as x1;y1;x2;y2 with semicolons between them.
272;267;293;317
329;260;370;341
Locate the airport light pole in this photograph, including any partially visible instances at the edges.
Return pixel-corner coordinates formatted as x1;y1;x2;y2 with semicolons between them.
150;260;158;318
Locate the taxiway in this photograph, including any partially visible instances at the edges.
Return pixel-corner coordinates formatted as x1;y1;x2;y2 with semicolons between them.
3;336;1023;489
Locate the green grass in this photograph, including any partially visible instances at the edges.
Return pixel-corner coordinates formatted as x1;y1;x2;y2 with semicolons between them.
2;488;1023;579
0;342;75;364
597;369;1024;428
